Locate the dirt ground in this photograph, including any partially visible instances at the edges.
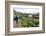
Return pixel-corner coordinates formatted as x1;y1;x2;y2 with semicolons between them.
13;19;21;28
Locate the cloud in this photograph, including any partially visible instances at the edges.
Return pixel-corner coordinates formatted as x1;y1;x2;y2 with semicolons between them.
13;8;39;14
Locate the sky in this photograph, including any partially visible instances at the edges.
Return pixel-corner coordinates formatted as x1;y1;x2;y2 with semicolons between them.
13;5;40;14
14;8;39;14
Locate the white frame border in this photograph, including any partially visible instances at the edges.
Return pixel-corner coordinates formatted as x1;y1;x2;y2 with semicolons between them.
10;5;42;32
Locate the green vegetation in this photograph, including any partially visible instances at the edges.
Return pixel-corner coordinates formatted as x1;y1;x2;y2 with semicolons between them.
13;10;39;27
21;16;39;27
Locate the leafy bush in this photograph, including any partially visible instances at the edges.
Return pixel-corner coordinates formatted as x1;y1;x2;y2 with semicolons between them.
21;16;39;27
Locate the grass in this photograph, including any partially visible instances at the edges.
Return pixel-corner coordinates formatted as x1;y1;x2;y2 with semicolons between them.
21;16;39;27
